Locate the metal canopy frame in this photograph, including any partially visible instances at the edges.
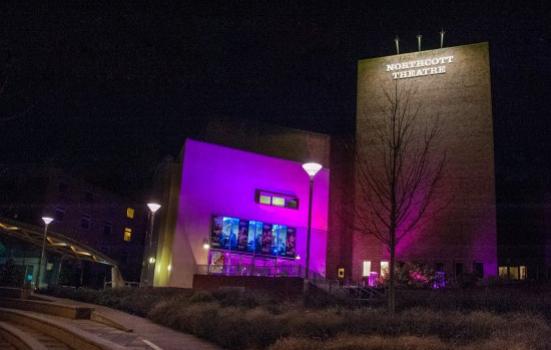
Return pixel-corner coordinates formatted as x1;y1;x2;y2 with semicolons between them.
0;217;117;266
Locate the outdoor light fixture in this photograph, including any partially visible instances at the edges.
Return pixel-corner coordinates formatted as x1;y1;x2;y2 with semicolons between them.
42;217;54;225
141;201;162;287
147;202;162;213
417;34;422;51
302;162;322;179
295;255;301;260
202;239;210;250
37;216;54;289
440;29;445;48
302;162;322;293
167;264;172;272
394;36;400;54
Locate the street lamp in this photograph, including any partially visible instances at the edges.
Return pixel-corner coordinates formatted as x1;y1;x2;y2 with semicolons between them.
302;162;322;293
143;202;161;287
36;216;54;290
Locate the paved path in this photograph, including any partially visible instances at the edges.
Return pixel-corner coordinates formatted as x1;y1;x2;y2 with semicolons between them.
37;295;222;350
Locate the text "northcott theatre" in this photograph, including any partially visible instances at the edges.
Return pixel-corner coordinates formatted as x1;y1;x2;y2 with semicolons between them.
386;55;454;79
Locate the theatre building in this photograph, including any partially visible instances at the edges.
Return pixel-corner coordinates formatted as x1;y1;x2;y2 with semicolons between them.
332;42;497;283
148;42;498;289
147;121;331;288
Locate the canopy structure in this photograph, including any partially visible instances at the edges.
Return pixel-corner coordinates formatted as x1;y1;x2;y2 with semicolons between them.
0;216;125;286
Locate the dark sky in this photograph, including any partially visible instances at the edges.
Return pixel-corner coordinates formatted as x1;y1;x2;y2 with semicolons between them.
1;1;550;198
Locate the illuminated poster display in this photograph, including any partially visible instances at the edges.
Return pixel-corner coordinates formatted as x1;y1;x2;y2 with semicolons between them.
211;216;296;258
261;223;273;255
285;227;296;258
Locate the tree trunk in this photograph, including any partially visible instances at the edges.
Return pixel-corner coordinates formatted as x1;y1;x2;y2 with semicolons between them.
388;229;396;313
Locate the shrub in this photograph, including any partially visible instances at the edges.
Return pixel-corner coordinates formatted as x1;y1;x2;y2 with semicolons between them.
283;308;346;339
269;335;448;350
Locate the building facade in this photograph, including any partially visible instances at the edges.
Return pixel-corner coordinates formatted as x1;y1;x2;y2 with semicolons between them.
332;42;497;283
151;43;499;289
0;165;147;285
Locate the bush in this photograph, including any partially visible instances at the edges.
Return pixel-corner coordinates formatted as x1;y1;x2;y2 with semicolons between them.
43;285;551;350
269;335;448;350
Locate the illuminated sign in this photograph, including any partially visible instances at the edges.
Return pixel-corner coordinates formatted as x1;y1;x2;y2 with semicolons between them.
386;55;454;79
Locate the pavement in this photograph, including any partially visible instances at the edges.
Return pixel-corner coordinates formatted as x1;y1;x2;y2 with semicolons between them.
35;295;222;350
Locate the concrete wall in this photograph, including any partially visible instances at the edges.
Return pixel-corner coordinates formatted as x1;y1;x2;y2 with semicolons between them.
352;42;497;280
165;139;330;288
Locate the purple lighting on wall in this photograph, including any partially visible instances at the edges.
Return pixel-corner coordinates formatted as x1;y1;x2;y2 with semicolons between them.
169;139;330;287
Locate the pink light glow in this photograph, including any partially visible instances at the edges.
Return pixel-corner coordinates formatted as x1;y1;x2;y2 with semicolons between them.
168;139;330;287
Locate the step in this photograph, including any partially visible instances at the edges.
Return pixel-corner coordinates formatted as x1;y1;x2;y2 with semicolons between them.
0;298;93;319
0;320;48;350
0;308;127;350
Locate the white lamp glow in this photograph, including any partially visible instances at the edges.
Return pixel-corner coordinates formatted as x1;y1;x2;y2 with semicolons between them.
147;203;161;213
302;162;322;178
42;217;54;225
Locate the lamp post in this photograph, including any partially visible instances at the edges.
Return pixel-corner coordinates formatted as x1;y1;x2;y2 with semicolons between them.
36;216;53;290
302;162;322;293
144;202;161;287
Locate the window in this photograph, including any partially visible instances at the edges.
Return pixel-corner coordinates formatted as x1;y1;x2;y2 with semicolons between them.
123;227;132;241
362;260;371;277
509;266;519;280
259;195;271;205
380;261;389;278
80;215;90;229
435;262;445;272
55;208;65;222
126;207;135;219
473;262;483;279
255;190;299;209
271;196;285;207
498;266;508;278
103;223;112;236
519;265;527;280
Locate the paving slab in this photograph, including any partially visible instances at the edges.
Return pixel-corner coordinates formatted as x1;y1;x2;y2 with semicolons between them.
37;295;222;350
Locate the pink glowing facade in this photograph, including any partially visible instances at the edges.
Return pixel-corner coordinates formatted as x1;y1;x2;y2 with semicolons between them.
161;139;329;288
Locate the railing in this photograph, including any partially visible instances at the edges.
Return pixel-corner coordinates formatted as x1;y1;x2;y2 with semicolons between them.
309;271;385;302
103;281;140;289
195;264;304;278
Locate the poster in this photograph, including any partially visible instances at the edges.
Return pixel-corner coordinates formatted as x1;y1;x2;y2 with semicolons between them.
236;219;249;251
211;216;295;258
261;223;273;255
210;216;224;248
221;217;239;250
285;227;297;258
272;224;287;256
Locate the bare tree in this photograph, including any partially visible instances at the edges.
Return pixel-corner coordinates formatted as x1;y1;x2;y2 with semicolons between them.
354;81;446;313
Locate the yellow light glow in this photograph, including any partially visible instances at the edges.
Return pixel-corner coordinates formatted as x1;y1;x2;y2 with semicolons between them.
271;196;285;207
126;207;135;219
123;228;132;241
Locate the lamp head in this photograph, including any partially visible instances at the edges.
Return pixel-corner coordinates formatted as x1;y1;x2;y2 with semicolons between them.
42;216;54;225
302;162;322;178
147;202;161;213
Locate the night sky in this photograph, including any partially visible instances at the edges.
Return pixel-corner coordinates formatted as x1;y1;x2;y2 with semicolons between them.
1;1;550;203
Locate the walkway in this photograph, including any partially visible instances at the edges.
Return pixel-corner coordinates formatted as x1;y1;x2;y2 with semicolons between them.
35;295;221;350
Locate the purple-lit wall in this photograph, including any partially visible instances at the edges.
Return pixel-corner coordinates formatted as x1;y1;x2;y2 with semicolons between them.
167;139;330;288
